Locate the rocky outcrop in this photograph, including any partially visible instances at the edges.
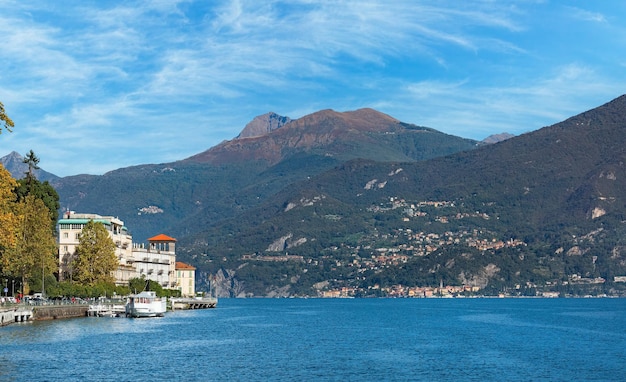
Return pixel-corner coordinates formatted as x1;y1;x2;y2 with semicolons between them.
237;112;291;139
481;133;515;144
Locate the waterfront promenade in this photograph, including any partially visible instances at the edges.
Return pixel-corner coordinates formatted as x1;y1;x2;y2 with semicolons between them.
1;300;89;327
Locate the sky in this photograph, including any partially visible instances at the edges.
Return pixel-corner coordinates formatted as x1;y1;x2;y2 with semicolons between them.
1;1;625;177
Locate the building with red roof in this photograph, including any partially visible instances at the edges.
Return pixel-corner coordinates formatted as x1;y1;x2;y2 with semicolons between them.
58;211;181;289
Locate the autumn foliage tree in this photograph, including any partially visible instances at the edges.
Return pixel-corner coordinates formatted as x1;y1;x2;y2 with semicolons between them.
0;104;58;295
72;220;118;285
3;196;57;294
0;101;14;134
0;166;19;268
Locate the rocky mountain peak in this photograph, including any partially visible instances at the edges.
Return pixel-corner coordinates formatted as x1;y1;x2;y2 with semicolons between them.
1;151;59;182
237;112;292;139
482;133;515;144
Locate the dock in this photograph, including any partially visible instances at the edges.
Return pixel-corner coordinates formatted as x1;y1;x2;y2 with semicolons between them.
87;303;126;317
1;306;33;326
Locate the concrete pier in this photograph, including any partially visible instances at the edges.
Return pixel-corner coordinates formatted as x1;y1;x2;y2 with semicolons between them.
1;306;33;326
87;304;126;317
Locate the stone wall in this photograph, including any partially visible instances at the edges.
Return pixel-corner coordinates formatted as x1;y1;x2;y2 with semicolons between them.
32;305;89;320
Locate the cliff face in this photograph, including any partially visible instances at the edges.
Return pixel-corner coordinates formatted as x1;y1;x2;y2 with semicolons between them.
237;112;292;139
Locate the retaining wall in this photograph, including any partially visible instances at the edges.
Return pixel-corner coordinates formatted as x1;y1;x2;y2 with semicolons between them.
32;305;89;320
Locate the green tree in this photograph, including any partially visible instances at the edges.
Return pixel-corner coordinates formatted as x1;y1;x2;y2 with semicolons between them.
2;196;57;295
12;151;60;228
22;150;40;192
72;220;117;285
15;177;60;229
0;102;14;134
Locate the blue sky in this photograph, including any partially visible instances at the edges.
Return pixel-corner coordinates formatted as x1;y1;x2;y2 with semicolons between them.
1;1;625;177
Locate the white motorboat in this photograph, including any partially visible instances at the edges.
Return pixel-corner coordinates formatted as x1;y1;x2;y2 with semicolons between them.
125;291;167;318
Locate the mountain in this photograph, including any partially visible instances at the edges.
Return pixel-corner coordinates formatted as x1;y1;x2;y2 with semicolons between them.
481;132;515;144
52;108;479;243
179;95;626;297
15;96;626;298
186;108;478;165
1;151;60;182
236;112;291;139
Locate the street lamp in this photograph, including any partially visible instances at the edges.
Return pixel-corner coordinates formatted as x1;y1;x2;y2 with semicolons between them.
42;255;45;298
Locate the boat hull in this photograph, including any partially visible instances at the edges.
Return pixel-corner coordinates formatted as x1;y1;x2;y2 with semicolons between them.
125;291;167;318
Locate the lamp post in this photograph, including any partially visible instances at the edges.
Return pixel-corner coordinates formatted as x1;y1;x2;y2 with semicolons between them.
42;254;45;298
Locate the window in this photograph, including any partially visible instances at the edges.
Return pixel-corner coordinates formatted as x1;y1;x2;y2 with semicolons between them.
63;232;68;238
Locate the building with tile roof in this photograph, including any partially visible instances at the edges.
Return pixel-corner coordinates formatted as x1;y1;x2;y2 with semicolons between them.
58;211;179;289
175;261;196;297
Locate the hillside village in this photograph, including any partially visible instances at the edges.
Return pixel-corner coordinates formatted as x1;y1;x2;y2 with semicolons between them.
233;195;624;298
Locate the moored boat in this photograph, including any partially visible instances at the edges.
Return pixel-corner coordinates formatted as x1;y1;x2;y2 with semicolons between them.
125;291;167;318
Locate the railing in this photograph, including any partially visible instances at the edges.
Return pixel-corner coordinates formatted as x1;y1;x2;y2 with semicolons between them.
1;299;90;307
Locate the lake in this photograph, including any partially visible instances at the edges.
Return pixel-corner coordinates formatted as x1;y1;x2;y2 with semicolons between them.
1;298;625;381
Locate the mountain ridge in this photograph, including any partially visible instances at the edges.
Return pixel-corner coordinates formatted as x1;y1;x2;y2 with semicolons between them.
4;96;625;297
176;95;626;297
1;151;60;182
185;108;476;165
41;107;479;243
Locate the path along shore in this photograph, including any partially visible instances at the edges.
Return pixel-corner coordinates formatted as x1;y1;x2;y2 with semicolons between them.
1;304;88;327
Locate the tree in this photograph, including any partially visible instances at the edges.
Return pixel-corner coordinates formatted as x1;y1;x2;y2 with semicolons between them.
72;220;117;286
22;150;40;192
2;196;57;295
0;166;18;247
0;166;19;283
15;177;60;230
0;101;14;134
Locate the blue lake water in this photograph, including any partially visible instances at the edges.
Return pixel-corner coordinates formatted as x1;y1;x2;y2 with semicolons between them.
1;298;625;381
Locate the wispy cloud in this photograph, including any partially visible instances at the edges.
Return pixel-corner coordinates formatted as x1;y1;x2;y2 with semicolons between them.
566;6;607;23
0;1;625;175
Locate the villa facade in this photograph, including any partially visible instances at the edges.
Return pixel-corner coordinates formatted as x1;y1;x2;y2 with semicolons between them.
57;211;178;288
175;261;196;297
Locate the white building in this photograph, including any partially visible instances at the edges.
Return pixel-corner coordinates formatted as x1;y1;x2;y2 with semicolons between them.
132;234;178;289
57;212;177;288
